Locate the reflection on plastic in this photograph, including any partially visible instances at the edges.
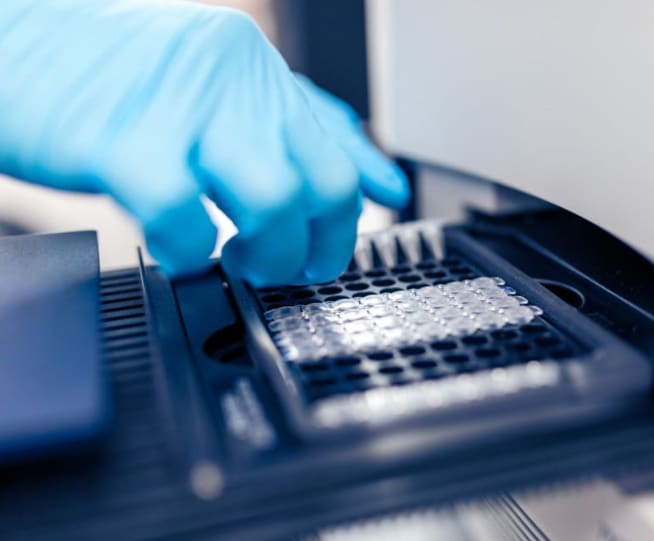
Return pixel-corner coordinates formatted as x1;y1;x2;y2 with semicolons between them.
265;277;543;363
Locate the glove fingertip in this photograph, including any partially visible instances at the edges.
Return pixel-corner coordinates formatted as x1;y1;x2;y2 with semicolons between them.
385;163;412;208
143;198;218;277
221;233;306;288
361;163;412;210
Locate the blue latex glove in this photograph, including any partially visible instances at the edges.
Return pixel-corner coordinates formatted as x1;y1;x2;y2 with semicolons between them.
0;1;409;286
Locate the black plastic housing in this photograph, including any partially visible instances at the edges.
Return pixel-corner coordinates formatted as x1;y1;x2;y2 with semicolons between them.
2;216;654;541
228;224;652;444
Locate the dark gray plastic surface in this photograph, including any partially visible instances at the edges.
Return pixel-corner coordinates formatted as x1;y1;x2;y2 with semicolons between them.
0;231;109;460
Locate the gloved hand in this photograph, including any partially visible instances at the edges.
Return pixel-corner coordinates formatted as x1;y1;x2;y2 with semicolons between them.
0;0;409;286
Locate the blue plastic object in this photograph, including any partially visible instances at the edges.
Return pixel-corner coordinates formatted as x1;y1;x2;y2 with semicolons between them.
0;1;409;285
0;231;109;461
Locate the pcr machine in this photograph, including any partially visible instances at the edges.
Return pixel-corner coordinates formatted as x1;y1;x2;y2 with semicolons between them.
2;1;654;539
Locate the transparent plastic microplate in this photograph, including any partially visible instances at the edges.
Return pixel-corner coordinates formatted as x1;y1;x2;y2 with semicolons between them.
264;277;543;364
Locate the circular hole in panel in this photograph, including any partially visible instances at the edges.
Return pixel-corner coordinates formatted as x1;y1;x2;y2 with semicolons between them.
506;341;530;352
399;345;426;356
300;362;329;372
390;265;412;275
476;347;501;359
318;286;342;295
521;323;547;334
368;351;394;361
425;270;447;279
536;279;586;309
380;287;402;294
416;262;437;270
407;283;429;290
372;278;395;287
346;282;369;291
365;269;386;278
346;371;370;381
350;380;376;390
379;365;404;374
259;286;278;293
297;298;319;305
218;346;248;365
309;377;337;387
340;272;362;282
390;377;413;386
455;364;477;374
431;340;457;351
460;274;478;280
412;358;438;369
325;295;348;302
488;357;511;367
266;303;285;310
444;353;469;364
462;335;488;346
433;280;451;286
334;356;361;366
398;274;421;283
353;291;375;298
536;334;561;347
492;329;519;341
261;293;285;303
291;289;315;299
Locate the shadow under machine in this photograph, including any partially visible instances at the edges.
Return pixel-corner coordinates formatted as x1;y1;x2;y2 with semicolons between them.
2;1;654;539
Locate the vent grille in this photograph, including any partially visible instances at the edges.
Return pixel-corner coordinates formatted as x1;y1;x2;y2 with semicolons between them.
99;270;167;460
0;270;185;541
